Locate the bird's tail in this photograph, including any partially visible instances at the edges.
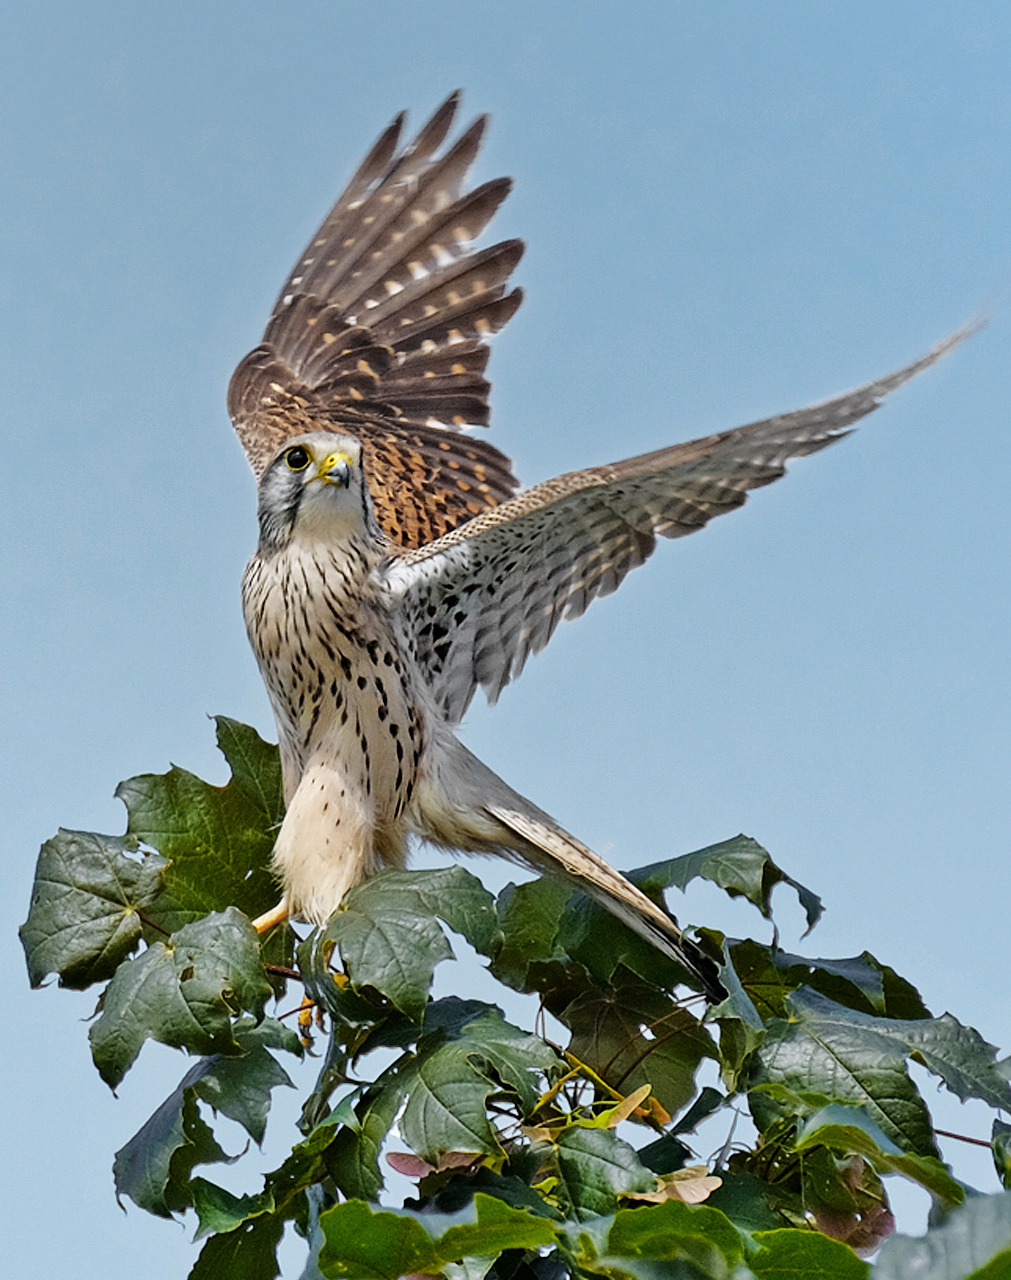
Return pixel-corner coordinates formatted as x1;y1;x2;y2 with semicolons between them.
486;802;725;1002
419;738;725;1001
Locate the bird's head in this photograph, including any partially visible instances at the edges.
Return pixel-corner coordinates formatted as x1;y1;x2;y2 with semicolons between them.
257;432;377;552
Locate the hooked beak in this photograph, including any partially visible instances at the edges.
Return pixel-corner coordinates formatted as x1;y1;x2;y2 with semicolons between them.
315;453;352;488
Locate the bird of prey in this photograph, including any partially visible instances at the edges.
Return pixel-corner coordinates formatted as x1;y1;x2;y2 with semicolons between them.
230;93;972;1000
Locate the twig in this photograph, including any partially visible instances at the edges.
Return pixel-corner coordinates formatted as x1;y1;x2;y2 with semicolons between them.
935;1127;993;1150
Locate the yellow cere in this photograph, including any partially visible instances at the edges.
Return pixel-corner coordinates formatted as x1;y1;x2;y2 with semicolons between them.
317;451;355;482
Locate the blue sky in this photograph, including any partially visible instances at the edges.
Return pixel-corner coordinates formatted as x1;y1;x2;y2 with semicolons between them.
2;3;1009;1275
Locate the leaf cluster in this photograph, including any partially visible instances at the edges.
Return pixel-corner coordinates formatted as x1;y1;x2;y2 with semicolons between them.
20;720;1011;1279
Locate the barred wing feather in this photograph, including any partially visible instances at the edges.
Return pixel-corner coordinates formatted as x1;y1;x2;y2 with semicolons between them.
385;325;976;724
228;91;523;549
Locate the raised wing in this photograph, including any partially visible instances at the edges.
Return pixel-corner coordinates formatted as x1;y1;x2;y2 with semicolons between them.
229;92;522;549
385;326;977;723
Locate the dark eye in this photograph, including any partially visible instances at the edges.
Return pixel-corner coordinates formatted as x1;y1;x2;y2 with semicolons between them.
285;446;311;472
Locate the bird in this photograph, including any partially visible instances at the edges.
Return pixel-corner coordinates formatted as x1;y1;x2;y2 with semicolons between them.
229;93;974;1002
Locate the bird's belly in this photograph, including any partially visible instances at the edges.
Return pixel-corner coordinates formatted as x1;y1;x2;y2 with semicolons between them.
243;549;428;920
313;671;419;822
257;642;425;921
267;626;422;810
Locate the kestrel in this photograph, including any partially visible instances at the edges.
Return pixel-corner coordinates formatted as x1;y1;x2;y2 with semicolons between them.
231;94;973;1000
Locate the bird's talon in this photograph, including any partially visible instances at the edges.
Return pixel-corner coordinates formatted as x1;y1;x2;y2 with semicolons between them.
297;994;326;1049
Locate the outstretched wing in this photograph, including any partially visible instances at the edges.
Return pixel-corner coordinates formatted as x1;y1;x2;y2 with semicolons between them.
385;326;977;723
228;92;522;549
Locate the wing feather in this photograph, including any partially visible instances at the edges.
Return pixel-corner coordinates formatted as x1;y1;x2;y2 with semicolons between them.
386;325;977;722
269;95;464;313
228;93;522;548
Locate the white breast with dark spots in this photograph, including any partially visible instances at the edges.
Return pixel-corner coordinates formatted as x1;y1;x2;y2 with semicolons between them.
242;538;424;835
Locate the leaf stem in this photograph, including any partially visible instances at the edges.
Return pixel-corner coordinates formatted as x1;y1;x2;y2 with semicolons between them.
136;912;171;937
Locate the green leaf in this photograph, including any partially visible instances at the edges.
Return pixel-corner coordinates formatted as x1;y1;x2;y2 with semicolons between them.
189;1017;300;1143
795;1105;964;1204
116;717;283;931
90;907;272;1087
748;989;942;1157
317;868;497;1021
606;1200;745;1273
114;1081;233;1217
189;1178;275;1239
113;1019;296;1215
872;957;934;1021
20;829;167;989
320;887;452;1022
554;1126;655;1220
325;1072;405;1201
703;1171;784;1232
728;942;933;1022
763;989;1011;1134
893;1011;1011;1111
557;897;705;992
993;1121;1011;1189
710;936;766;1089
398;1043;503;1161
262;1108;351;1219
673;1086;728;1136
634;834;823;932
427;1167;562;1220
635;1133;693;1176
875;1191;1011;1280
400;1002;559;1162
296;934;398;1039
796;1146;896;1260
412;866;500;954
317;1195;559;1280
436;1194;560;1263
358;866;498;953
188;1212;284;1280
720;940;792;1024
560;980;717;1115
327;1002;559;1200
317;1200;442;1279
491;879;571;991
783;950;930;1020
260;921;297;1002
748;1228;869;1279
214;716;285;818
427;998;561;1113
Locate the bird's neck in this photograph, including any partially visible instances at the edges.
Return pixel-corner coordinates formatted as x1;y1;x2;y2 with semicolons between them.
285;522;387;585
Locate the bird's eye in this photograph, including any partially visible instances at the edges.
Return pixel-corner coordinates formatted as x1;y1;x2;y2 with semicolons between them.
285;446;311;472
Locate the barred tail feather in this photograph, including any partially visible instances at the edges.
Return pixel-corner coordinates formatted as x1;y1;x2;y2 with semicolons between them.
484;803;725;1001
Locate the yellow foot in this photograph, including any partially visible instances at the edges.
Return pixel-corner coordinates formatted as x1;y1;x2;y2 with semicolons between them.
252;900;290;934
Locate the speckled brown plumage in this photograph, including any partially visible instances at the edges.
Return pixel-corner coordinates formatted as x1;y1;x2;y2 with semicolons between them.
228;92;522;550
